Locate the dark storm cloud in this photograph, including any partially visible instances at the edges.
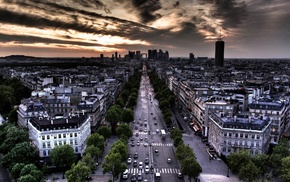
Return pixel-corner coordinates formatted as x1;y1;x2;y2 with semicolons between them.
0;3;156;39
131;0;162;23
203;0;248;28
0;33;105;47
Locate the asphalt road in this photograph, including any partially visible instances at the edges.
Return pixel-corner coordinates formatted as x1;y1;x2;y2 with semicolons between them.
121;73;183;182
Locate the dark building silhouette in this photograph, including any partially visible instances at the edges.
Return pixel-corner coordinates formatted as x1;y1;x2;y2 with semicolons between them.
189;53;195;61
215;39;225;67
115;52;118;60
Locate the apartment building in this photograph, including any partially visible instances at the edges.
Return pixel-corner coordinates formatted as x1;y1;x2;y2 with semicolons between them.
208;112;271;157
249;97;288;144
28;114;91;160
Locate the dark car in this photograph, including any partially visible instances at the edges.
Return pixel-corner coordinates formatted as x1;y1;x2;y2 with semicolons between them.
131;142;135;147
131;174;137;182
133;160;138;167
144;158;149;165
134;153;138;159
137;174;143;181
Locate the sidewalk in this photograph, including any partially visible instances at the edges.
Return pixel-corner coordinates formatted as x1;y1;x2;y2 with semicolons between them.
45;136;119;182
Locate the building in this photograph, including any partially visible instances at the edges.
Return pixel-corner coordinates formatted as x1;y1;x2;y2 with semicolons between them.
208;112;271;157
215;39;225;67
249;98;288;144
28;114;91;160
17;99;47;127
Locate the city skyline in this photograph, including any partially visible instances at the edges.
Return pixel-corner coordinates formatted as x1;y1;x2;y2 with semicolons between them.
0;0;290;58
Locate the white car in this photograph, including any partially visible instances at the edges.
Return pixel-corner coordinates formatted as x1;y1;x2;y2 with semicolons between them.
138;162;143;169
127;157;132;164
143;142;148;147
137;141;140;146
167;158;172;163
145;165;150;173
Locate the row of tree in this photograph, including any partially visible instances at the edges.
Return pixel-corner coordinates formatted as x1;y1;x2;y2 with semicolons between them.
0;123;44;181
0;76;31;114
105;71;142;134
227;139;290;182
170;128;202;182
148;72;175;128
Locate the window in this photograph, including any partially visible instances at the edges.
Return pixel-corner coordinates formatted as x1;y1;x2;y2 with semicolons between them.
63;134;66;138
70;133;73;137
54;135;57;139
54;141;57;146
240;133;243;138
47;135;50;140
75;140;78;145
43;143;46;148
75;147;78;153
229;133;232;137
47;142;51;148
257;135;260;139
42;136;45;140
59;134;61;138
235;133;238;138
74;133;77;137
70;140;73;145
224;132;227;137
245;134;248;138
252;134;255;139
64;140;66;145
43;151;46;156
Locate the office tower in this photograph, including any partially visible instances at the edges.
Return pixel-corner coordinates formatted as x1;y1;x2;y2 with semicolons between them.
189;53;195;61
215;38;225;67
115;52;118;60
100;54;104;60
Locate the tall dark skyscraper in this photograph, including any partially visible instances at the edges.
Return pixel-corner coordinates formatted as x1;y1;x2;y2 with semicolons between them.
215;38;225;67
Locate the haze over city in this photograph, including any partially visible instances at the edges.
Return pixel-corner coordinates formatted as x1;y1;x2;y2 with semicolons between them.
0;0;290;58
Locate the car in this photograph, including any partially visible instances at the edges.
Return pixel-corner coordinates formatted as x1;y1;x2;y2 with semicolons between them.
153;117;156;120
138;162;143;169
128;153;132;158
156;129;160;133
137;173;143;181
167;158;171;163
144;129;147;133
144;123;147;127
135;132;139;137
144;119;147;121
145;166;150;173
131;174;137;182
135;126;138;130
130;138;135;141
137;141;140;146
133;160;138;167
122;169;129;179
155;150;159;155
134;153;138;159
143;142;148;147
151;112;153;115
140;137;143;141
177;172;183;178
131;142;135;147
144;137;148;142
139;128;143;132
85;176;92;181
140;123;143;126
154;121;157;125
148;142;152;146
144;158;149;165
127;157;132;164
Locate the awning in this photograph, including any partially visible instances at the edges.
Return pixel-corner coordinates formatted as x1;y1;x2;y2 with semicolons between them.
193;125;199;132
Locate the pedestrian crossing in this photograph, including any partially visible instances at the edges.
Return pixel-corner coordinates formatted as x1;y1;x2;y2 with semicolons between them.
151;143;173;147
127;168;181;174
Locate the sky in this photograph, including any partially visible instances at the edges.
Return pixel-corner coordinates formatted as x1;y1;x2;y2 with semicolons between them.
0;0;290;58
